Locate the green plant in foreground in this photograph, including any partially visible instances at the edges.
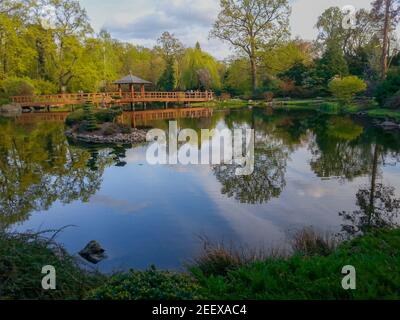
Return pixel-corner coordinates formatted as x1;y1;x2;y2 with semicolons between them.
86;266;201;300
83;101;98;132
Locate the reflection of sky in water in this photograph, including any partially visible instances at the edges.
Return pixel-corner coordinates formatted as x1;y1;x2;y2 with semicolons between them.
9;111;400;272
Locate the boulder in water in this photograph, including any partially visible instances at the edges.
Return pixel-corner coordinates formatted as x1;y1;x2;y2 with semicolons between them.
79;240;107;264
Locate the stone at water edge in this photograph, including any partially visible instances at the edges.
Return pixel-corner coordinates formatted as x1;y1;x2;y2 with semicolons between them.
79;240;107;264
379;121;400;129
0;103;22;115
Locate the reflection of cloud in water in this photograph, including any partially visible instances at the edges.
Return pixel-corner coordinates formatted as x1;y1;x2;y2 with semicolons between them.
89;194;149;214
292;181;330;198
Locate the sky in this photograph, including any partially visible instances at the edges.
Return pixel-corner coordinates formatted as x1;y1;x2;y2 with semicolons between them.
78;0;373;59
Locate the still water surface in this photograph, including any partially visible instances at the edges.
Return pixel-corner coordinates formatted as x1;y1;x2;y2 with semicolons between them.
1;108;400;272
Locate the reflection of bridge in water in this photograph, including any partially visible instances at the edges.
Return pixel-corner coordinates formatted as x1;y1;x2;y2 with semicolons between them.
118;108;213;127
15;108;213;126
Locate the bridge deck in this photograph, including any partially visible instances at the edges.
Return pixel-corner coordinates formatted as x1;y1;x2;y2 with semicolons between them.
12;91;213;108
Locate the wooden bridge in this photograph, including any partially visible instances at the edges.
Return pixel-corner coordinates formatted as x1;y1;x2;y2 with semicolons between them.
11;91;214;109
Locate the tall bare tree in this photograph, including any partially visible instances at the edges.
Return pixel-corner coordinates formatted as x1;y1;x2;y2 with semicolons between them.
210;0;291;94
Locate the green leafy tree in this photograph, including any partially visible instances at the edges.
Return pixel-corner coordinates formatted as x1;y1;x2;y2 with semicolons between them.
180;46;222;90
210;0;291;93
316;43;349;85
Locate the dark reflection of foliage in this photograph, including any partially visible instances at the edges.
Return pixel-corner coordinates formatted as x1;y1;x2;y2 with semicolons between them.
0;119;114;229
308;115;375;181
339;184;400;238
213;148;287;204
213;112;290;204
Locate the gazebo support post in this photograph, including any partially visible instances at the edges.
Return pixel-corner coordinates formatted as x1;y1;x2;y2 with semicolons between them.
140;84;145;97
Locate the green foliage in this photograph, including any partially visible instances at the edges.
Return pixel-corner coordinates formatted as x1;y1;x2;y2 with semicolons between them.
326;117;364;141
87;266;200;300
0;77;35;97
375;68;400;106
192;229;400;300
0;231;104;300
316;43;349;84
158;59;177;91
180;47;222;90
367;109;400;122
83;101;98;132
319;102;341;114
328;76;367;103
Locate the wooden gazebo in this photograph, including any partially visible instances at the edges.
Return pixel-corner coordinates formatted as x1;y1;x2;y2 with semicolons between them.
113;74;152;97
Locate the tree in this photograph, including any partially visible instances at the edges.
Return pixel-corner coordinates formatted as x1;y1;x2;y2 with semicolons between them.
45;0;93;91
180;46;222;90
210;0;291;94
83;100;97;131
328;76;367;104
157;32;183;90
371;0;400;78
316;42;349;85
375;67;400;105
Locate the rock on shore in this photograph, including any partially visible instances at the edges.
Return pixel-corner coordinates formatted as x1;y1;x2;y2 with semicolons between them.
0;103;22;116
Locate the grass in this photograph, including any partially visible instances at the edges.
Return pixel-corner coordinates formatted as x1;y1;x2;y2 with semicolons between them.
192;99;261;109
367;109;400;122
191;229;400;300
1;228;399;300
0;229;105;300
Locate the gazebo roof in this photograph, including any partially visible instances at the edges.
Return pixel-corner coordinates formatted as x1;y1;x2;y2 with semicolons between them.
113;74;152;85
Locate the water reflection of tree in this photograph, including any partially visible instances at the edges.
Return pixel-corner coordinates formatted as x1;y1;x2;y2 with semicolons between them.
309;116;374;181
212;112;290;204
339;141;400;237
339;183;400;237
213;146;288;204
0;120;114;229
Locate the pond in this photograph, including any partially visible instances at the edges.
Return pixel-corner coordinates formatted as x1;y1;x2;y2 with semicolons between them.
1;108;400;272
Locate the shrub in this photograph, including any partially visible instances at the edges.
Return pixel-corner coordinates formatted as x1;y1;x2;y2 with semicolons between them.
384;89;400;109
87;266;200;300
66;110;85;126
291;227;338;257
328;76;367;104
375;68;400;106
83;101;98;132
103;125;116;136
95;109;122;123
0;77;35;97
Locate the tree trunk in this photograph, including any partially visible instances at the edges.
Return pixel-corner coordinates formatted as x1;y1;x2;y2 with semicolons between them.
250;56;257;95
381;0;391;79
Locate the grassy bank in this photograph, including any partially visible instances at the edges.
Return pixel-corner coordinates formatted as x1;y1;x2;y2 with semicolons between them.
0;230;105;300
1;228;399;300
